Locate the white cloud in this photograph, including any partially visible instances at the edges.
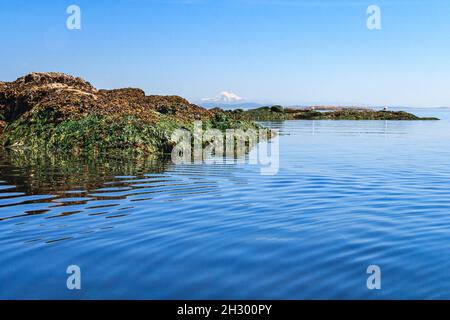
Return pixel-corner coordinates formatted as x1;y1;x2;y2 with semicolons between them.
202;91;244;103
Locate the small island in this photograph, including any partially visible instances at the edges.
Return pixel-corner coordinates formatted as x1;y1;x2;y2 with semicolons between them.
222;106;439;121
0;73;439;154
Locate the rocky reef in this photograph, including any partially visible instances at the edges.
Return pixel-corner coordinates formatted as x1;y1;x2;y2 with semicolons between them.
1;73;437;154
226;106;439;121
0;73;258;154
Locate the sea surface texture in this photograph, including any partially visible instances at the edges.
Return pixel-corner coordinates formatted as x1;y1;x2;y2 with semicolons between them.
1;108;450;299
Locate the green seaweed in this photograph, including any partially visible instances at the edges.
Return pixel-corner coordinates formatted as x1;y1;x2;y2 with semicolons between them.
2;112;174;154
1;110;262;155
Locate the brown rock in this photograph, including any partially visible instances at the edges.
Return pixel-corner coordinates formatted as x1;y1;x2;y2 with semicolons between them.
0;72;213;124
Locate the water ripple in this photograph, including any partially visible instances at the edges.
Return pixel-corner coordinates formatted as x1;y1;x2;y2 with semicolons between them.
1;117;450;298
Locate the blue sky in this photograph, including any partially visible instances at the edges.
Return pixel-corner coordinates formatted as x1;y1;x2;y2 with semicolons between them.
1;0;450;107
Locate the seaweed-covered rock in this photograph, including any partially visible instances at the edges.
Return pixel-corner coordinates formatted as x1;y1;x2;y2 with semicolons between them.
0;72;214;124
0;72;259;153
0;72;98;123
293;110;439;120
270;105;284;113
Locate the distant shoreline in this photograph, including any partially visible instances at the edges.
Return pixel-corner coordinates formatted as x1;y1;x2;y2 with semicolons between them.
219;106;440;121
0;73;439;156
0;72;262;154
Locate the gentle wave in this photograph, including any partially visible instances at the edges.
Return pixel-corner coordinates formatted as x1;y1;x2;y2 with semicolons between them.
1;115;450;298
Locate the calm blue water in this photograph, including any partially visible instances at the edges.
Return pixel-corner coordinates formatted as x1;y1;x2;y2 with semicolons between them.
1;108;450;299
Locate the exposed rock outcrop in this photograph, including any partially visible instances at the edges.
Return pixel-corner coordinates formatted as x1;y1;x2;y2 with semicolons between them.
0;72;257;153
0;72;213;124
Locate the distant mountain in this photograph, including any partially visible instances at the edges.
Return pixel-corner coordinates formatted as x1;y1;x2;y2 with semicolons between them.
199;102;264;110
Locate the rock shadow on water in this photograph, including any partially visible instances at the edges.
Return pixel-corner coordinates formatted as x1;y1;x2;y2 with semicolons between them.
0;148;172;197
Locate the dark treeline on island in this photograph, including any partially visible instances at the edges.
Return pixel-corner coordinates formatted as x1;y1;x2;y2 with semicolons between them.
216;105;440;121
0;72;439;155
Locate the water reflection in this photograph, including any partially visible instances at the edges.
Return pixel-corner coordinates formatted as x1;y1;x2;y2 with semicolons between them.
0;149;171;195
0;148;253;224
0;149;171;222
2;115;450;299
